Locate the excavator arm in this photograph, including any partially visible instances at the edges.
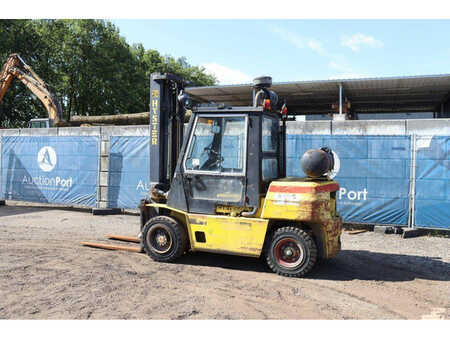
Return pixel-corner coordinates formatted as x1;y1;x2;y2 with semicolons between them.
0;53;64;127
0;54;18;102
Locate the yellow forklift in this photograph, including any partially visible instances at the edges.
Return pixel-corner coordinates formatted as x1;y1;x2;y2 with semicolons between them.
136;74;342;277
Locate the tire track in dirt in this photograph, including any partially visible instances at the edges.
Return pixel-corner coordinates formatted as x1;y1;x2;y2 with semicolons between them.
1;204;449;319
324;252;450;317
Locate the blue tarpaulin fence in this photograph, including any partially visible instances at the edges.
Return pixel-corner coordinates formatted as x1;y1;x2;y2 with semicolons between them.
108;136;149;208
1;136;98;206
287;135;411;225
2;132;448;230
414;136;450;229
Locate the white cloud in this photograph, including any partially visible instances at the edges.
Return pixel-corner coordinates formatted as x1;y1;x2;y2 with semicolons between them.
328;60;369;79
270;25;327;56
329;60;349;72
341;33;384;52
269;25;305;49
328;60;353;73
202;63;252;85
306;39;326;55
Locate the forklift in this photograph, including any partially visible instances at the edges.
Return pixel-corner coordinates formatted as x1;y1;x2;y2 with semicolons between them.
136;73;342;277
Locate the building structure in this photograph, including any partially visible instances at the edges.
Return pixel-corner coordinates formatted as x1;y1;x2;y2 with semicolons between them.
186;74;450;121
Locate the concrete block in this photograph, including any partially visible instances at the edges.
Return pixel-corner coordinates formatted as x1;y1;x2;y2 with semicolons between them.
97;201;108;209
332;114;347;121
394;227;404;235
100;156;109;171
406;119;450;136
332;120;407;135
99;186;108;202
99;172;108;186
19;128;58;136
374;225;395;234
100;140;110;155
0;129;20;136
92;207;121;215
402;228;425;239
101;125;149;137
57;126;101;136
287;121;331;135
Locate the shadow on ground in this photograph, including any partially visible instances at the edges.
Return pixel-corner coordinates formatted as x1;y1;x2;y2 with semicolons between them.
308;250;450;282
177;250;449;282
0;205;53;217
0;204;91;217
178;252;269;273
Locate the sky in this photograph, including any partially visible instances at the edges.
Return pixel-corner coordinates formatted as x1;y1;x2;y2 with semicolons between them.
111;19;450;85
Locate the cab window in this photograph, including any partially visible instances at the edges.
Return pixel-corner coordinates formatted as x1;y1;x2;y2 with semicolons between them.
262;116;280;181
262;116;279;152
184;115;246;174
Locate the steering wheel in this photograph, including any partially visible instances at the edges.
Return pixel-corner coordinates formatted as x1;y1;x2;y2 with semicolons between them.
201;146;223;170
204;146;219;156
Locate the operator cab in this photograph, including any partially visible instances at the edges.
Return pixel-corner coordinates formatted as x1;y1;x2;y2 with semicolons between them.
166;77;286;216
28;118;51;128
174;107;282;215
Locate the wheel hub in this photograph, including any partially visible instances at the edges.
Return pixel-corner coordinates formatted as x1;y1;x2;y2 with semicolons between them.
284;248;294;257
147;226;173;254
274;238;305;269
156;234;168;246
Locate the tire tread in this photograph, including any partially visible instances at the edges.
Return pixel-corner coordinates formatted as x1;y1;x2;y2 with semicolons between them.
142;216;187;263
265;226;317;277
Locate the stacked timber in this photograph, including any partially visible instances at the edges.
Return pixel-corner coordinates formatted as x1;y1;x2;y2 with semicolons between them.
69;112;150;126
69;110;192;126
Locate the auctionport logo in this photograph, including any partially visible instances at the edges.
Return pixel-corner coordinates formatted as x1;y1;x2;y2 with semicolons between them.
21;146;73;190
37;146;57;172
330;150;368;202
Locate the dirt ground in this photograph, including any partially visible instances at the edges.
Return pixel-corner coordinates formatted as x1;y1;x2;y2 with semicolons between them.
0;201;448;320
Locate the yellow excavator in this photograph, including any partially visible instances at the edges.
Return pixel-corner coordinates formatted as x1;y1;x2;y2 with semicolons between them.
0;53;64;128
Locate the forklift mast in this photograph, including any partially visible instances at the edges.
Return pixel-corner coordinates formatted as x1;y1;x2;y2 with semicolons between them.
149;73;189;193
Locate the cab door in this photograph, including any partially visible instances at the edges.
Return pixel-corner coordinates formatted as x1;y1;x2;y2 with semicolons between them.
182;114;247;214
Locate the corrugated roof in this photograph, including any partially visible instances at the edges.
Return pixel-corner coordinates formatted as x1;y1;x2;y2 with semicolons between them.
185;74;450;114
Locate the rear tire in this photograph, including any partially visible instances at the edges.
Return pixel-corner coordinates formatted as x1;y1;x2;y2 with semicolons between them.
265;226;317;277
142;216;187;262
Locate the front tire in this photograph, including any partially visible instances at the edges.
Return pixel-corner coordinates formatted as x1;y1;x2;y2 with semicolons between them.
266;226;317;277
142;216;187;262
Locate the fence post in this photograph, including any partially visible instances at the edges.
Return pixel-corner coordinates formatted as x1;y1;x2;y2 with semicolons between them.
408;134;417;229
92;127;121;215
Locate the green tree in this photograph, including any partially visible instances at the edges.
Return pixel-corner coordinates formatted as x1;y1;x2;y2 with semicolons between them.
0;19;46;127
0;19;216;128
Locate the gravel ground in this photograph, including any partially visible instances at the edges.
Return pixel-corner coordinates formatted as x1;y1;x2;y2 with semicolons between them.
0;201;448;320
